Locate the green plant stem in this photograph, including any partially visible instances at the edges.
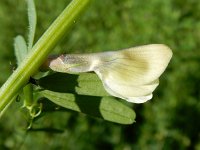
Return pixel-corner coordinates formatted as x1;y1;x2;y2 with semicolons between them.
0;0;92;113
23;84;33;107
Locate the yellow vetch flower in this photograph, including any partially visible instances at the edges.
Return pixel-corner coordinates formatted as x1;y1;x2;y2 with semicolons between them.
48;44;172;103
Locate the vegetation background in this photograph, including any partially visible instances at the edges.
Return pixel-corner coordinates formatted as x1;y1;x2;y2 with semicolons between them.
0;0;200;149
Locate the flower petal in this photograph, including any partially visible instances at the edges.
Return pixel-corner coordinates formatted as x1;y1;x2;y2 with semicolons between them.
97;72;158;102
127;94;153;103
101;78;154;103
94;44;172;103
96;44;172;85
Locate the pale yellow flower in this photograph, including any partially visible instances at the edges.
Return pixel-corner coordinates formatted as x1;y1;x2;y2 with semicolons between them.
48;44;172;103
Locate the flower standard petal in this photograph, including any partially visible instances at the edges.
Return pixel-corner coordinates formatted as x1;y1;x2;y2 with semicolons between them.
94;44;172;103
96;44;172;85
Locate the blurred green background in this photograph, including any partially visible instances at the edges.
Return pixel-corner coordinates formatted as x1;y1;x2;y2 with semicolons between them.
0;0;200;149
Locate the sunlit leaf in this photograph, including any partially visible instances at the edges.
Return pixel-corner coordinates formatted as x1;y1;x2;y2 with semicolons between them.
40;90;136;124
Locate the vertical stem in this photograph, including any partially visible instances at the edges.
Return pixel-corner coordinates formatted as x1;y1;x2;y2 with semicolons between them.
0;0;92;112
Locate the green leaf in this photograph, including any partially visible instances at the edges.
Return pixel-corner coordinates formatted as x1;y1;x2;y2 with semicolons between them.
76;73;110;96
40;90;136;124
14;35;28;65
27;0;37;51
37;72;110;96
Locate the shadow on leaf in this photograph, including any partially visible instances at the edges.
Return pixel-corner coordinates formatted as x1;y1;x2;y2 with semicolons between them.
37;72;78;93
